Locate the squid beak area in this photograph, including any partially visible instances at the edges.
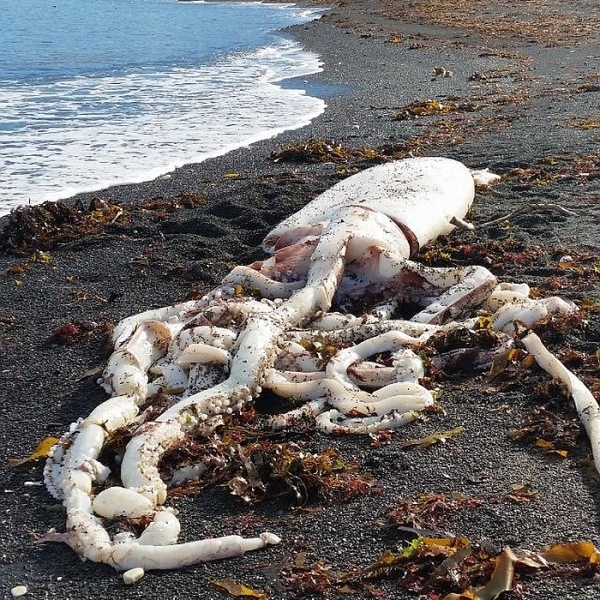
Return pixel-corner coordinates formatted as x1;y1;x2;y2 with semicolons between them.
250;241;317;281
263;224;324;252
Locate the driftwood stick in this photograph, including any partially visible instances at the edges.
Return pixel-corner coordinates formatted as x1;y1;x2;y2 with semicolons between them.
478;203;578;228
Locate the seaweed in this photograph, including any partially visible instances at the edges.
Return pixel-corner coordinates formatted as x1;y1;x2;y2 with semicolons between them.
50;321;99;345
388;492;483;530
0;198;124;254
159;422;373;508
508;405;583;456
273;534;600;599
392;99;459;121
0;191;207;254
365;0;600;45
270;139;393;164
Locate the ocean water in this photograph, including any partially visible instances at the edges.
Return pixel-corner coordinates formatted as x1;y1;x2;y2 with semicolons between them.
0;0;326;216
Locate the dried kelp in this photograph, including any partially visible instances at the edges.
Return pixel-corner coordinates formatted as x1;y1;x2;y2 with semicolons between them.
8;437;59;467
225;442;373;506
333;536;600;599
361;0;600;45
50;320;103;345
210;578;266;599
400;426;465;450
0;191;207;254
504;154;600;185
0;199;124;254
387;488;539;532
509;403;583;453
270;139;387;164
140;191;206;212
388;492;483;530
160;423;373;508
392;99;459;121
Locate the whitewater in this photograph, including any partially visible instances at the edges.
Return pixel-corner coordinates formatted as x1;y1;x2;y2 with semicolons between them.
0;0;326;216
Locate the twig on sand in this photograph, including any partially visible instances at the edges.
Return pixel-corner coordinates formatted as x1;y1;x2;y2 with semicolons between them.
478;203;578;228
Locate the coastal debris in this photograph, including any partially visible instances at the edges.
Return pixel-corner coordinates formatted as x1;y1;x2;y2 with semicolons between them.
401;426;465;449
270;139;382;163
392;99;456;120
433;66;453;78
211;578;266;599
388;492;484;529
443;545;516;600
0;199;123;254
542;541;600;564
508;405;582;457
388;488;539;531
520;330;600;474
140;191;206;211
164;433;372;507
571;120;600;130
0;191;207;253
8;437;59;467
391;0;599;44
50;320;100;345
503;154;600;183
330;536;600;598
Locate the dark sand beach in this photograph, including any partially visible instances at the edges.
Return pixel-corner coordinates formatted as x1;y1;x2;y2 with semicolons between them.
1;1;599;598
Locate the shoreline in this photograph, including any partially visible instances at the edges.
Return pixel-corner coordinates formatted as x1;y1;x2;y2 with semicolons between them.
0;1;326;219
1;1;599;599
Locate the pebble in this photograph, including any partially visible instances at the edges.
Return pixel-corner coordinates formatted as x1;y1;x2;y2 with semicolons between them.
122;567;145;585
11;586;27;597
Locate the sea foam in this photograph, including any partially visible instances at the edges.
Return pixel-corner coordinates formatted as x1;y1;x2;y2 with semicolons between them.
0;1;325;216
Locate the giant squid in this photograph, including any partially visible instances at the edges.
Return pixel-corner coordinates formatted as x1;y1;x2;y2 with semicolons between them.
41;156;598;580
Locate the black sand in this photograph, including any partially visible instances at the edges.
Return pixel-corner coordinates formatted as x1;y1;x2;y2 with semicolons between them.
0;1;599;598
